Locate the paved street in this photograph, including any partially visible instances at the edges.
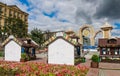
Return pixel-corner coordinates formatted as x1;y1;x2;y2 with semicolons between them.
98;69;120;76
98;62;120;76
83;60;120;76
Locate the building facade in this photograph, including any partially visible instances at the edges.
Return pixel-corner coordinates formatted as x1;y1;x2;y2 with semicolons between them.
0;2;28;29
48;36;81;65
98;38;120;59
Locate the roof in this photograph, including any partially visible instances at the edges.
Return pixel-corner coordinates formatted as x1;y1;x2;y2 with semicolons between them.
101;22;113;29
98;38;120;47
0;2;28;15
43;33;81;47
2;36;38;48
69;35;80;39
47;36;81;46
8;5;29;15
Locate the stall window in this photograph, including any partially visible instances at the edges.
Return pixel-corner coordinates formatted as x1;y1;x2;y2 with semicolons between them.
115;49;118;55
119;49;120;55
102;48;106;55
107;48;110;55
75;46;80;56
77;46;80;55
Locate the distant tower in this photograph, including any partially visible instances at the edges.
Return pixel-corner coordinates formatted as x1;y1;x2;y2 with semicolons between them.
101;22;113;38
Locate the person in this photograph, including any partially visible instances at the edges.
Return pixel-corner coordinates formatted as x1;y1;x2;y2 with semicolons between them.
21;47;25;53
32;48;35;57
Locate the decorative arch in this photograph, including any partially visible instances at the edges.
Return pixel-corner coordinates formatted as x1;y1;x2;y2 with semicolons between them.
79;24;95;46
93;30;103;39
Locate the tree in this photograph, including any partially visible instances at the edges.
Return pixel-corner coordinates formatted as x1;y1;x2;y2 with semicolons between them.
4;17;28;38
44;30;52;41
29;28;44;47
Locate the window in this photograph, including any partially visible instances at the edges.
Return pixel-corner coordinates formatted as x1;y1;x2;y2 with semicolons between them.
9;11;12;17
75;46;80;56
103;51;106;55
76;46;80;55
115;49;118;55
107;39;117;44
0;6;3;14
107;48;111;55
102;48;106;55
119;49;120;55
0;19;1;26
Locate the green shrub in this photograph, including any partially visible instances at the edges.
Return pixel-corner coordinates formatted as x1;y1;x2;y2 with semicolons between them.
75;58;80;63
91;54;99;62
75;57;86;64
0;51;4;57
81;57;86;63
21;53;27;60
26;56;31;61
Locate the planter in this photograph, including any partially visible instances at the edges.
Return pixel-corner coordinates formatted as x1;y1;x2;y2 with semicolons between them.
91;62;99;68
20;59;26;62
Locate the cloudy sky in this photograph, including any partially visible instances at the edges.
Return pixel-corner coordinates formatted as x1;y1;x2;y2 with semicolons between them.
0;0;120;37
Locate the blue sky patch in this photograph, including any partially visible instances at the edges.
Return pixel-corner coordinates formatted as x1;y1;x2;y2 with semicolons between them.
114;23;120;29
42;10;58;18
19;0;29;6
29;15;36;20
59;19;69;23
27;7;34;12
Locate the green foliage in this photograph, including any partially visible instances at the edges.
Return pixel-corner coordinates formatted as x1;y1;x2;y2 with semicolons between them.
21;53;27;60
29;28;44;47
75;57;86;64
21;53;31;61
3;17;28;38
0;67;19;76
44;30;53;41
81;57;86;62
26;56;31;61
0;51;4;57
91;54;99;62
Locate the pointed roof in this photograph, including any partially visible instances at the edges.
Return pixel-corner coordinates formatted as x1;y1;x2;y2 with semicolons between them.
47;36;81;46
2;35;38;48
43;33;81;47
101;22;113;29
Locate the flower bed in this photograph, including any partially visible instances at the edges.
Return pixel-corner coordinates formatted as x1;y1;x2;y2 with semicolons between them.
0;61;89;76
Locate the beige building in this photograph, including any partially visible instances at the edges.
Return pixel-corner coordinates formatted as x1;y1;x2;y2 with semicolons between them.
0;2;28;30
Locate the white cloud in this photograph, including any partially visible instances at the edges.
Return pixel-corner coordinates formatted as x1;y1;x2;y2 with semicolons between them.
0;0;120;38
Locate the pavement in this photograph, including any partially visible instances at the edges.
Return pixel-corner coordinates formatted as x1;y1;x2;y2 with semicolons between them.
98;62;120;76
81;59;99;76
81;59;120;76
82;51;120;76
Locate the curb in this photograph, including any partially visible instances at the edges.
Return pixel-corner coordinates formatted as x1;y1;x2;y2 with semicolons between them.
99;68;120;70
